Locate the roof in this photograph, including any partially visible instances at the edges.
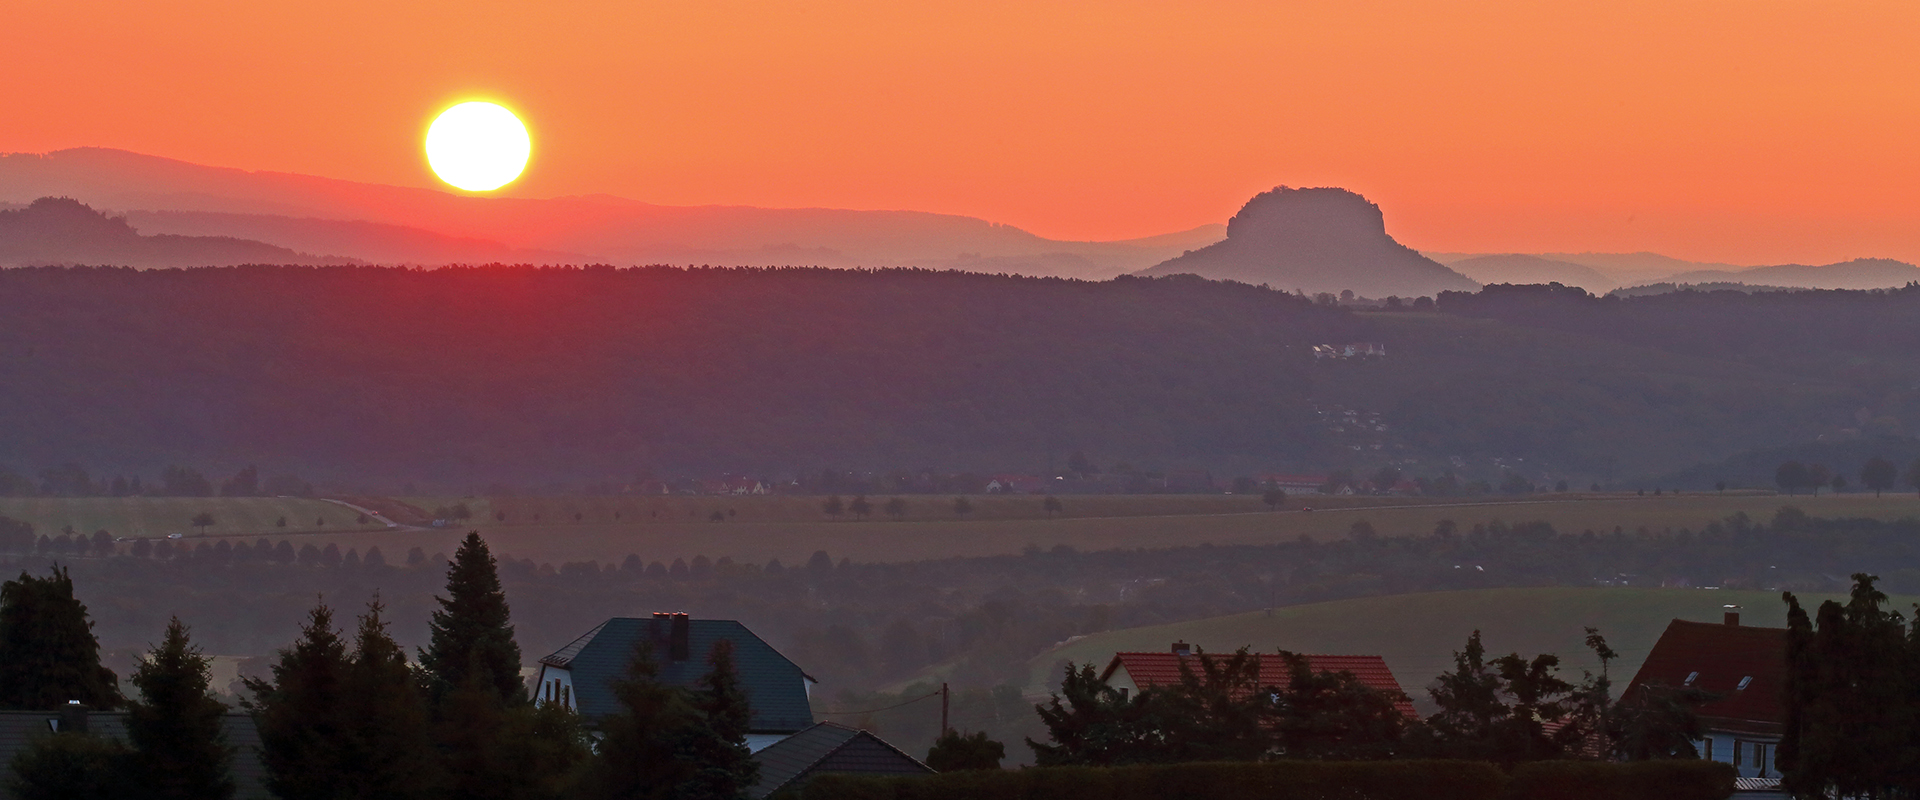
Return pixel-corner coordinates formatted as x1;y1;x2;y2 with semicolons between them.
539;617;816;734
1100;652;1418;719
1624;619;1788;736
0;710;268;800
747;722;933;799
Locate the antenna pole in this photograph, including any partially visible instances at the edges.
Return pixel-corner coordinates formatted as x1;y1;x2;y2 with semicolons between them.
941;682;950;735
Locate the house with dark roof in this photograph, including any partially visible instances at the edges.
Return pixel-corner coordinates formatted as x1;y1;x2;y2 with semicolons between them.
747;721;934;799
1098;641;1419;719
1624;608;1787;798
534;613;818;751
0;706;269;800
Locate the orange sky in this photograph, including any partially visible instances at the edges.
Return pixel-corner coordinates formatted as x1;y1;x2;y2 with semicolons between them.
6;1;1920;264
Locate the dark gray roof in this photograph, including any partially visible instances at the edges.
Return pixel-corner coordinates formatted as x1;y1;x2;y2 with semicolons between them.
542;617;815;733
0;710;268;800
748;722;933;799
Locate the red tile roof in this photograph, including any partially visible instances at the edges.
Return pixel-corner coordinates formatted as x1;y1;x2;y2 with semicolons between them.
1100;652;1419;719
1623;619;1787;736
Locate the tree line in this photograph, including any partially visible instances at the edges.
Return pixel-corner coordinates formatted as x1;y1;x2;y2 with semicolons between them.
1;533;763;800
0;463;313;498
1028;630;1703;769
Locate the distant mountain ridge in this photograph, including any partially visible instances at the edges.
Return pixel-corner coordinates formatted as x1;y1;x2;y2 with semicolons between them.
1429;250;1920;293
0;197;353;268
0;148;1219;277
1138;187;1478;297
1658;258;1920;291
1444;254;1618;293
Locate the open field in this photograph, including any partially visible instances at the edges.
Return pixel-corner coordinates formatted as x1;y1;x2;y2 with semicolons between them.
0;497;386;539
1023;586;1920;707
168;492;1920;568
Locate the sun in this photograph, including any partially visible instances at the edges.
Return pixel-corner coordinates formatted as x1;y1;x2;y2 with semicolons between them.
424;101;531;192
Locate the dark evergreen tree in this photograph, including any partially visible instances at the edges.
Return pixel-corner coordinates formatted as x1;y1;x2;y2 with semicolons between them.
1779;575;1919;799
124;617;233;800
677;640;759;800
0;567;121;710
246;602;352;800
420;532;523;704
342;596;441;800
583;643;699;800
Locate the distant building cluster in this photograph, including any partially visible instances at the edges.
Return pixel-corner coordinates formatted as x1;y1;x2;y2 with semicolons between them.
1312;342;1387;360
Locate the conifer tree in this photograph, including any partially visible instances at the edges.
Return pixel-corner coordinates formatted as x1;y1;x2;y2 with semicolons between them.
246;601;352;800
677;640;759;800
0;566;121;710
421;532;523;704
584;643;699;799
342;596;442;800
125;617;233;800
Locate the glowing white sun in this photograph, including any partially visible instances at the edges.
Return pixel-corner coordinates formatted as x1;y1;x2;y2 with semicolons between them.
424;101;530;191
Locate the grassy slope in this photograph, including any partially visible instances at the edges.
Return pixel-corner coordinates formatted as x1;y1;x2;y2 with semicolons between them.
0;497;383;539
1027;587;1917;706
256;493;1920;567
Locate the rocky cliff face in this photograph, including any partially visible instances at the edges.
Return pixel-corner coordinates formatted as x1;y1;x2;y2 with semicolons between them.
1139;187;1477;297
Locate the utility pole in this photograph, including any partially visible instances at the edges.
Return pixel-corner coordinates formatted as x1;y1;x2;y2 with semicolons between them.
941;682;950;735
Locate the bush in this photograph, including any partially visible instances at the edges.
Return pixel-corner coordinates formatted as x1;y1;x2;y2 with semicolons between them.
798;760;1736;800
1505;760;1734;800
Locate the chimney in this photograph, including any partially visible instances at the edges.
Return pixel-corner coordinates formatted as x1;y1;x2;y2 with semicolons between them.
1171;640;1192;657
1724;604;1741;627
59;701;87;734
670;613;691;662
651;612;672;656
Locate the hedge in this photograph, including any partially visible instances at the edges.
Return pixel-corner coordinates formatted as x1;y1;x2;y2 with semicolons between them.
1505;760;1736;800
796;759;1735;800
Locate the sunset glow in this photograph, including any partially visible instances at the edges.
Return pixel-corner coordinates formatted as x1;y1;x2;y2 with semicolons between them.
6;1;1920;262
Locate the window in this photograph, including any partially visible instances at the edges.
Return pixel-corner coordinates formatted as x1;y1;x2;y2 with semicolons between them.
1703;737;1714;760
1684;671;1699;685
1734;740;1743;768
1757;744;1769;777
1737;676;1753;690
561;684;570;707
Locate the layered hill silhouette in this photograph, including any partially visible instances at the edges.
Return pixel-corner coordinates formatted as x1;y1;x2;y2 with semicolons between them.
0;148;1219;277
0;198;352;267
1656;258;1920;291
1443;254;1617;293
1138;187;1478;297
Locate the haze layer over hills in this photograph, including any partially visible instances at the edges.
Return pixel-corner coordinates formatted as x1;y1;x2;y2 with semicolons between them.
1139;187;1478;297
0;148;1218;279
0;197;351;268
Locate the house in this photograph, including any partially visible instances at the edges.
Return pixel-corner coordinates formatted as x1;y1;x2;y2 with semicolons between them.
1098;641;1419;720
985;475;1047;494
0;706;270;800
747;721;934;799
1623;608;1788;798
534;613;817;751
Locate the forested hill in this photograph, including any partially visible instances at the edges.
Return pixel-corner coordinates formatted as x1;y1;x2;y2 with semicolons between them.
7;267;1920;487
0;267;1360;483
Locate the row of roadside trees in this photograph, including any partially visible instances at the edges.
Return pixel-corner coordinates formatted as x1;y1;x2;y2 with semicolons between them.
1775;456;1920;497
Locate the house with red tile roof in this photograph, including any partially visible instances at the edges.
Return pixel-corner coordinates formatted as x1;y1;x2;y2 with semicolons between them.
1623;607;1787;794
1097;641;1418;720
